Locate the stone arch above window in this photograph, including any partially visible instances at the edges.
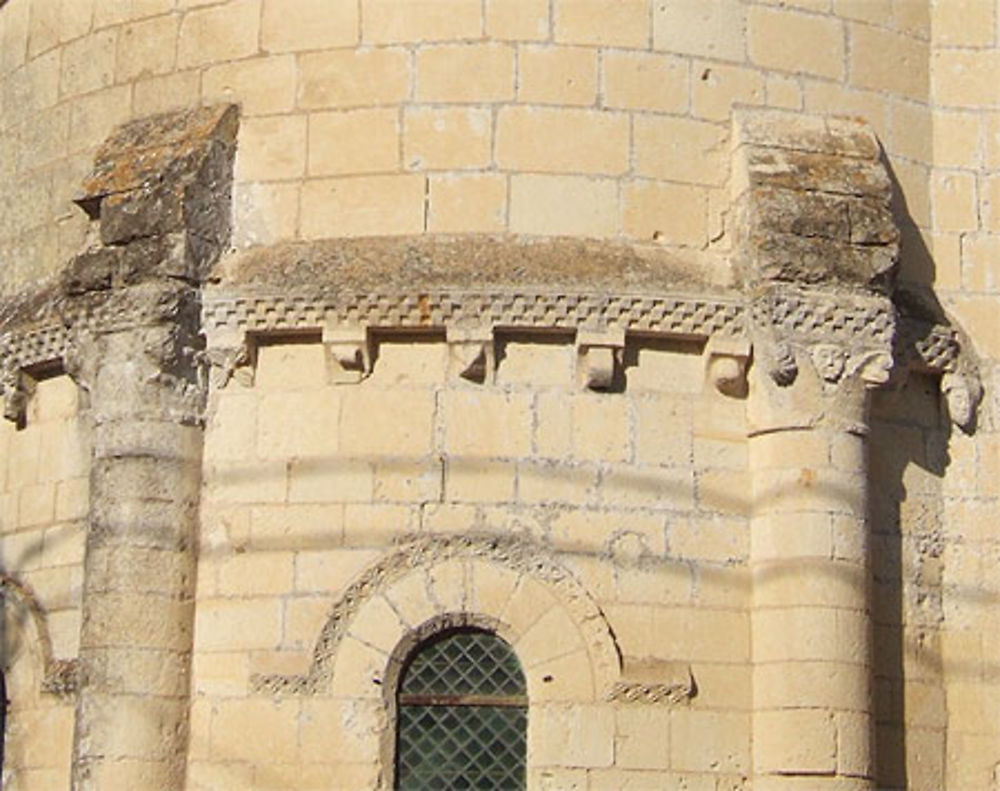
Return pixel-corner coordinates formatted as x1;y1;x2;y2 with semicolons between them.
0;575;79;699
251;534;621;702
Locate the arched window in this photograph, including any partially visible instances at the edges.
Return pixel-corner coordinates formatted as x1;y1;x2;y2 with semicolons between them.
395;628;527;790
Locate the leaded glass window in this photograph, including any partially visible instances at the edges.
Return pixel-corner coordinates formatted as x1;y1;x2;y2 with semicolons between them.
395;629;527;790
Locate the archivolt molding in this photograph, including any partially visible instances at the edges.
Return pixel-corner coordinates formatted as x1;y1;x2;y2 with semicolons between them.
0;574;80;698
250;533;623;700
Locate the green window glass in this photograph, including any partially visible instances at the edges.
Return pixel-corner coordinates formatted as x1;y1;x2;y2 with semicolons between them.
395;629;527;790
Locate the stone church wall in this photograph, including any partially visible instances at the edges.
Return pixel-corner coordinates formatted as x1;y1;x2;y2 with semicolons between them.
0;0;998;789
0;374;87;787
0;0;941;291
190;331;751;788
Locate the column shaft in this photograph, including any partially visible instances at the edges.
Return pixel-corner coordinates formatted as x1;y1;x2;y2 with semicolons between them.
72;328;203;789
750;424;873;789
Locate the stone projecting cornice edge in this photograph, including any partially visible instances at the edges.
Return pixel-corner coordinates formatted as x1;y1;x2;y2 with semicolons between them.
0;284;962;379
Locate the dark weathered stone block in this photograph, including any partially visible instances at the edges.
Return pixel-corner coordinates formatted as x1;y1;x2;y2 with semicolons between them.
744;147;890;198
75;104;238;283
848;200;899;246
62;249;118;295
99;186;185;246
749;188;851;241
733;109;899;294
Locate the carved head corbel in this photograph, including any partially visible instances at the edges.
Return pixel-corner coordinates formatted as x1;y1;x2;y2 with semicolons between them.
848;349;895;388
942;369;983;433
1;367;36;426
810;343;848;384
756;337;798;387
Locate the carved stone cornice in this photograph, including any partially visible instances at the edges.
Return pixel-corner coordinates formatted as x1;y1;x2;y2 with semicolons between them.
0;283;974;415
200;289;746;338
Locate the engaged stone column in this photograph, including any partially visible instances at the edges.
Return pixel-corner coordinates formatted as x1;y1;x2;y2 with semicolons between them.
731;109;899;789
71;296;204;788
62;107;237;789
748;342;886;789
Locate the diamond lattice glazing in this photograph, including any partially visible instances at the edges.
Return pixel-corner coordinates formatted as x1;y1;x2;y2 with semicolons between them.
400;630;526;698
397;630;527;790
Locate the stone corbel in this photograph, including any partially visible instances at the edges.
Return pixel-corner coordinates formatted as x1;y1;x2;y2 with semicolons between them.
705;337;750;397
323;323;372;384
942;368;983;434
201;338;255;390
934;325;984;434
847;348;894;389
767;340;799;387
752;328;798;388
2;367;36;426
446;326;495;384
895;313;984;432
806;343;896;392
576;328;625;391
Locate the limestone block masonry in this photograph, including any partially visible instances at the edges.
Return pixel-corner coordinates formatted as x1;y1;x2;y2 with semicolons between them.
1;0;1000;787
0;98;988;790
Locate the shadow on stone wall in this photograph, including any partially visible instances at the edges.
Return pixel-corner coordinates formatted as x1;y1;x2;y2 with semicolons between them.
870;374;951;791
870;154;952;791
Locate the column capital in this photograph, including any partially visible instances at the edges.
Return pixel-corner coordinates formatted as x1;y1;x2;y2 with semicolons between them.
747;285;896;436
731;109;900;440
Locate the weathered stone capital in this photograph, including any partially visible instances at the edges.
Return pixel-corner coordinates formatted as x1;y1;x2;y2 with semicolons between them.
745;287;898;435
732;110;902;435
749;284;896;380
